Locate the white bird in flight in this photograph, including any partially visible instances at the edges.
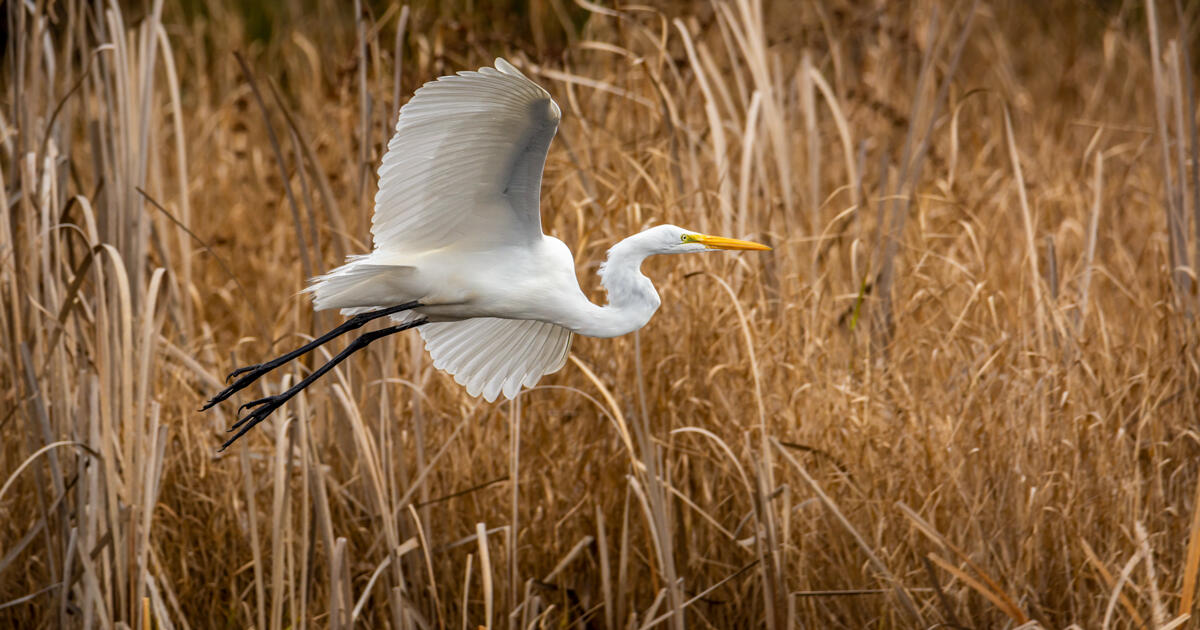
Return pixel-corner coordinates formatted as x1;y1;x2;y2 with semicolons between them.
205;58;769;448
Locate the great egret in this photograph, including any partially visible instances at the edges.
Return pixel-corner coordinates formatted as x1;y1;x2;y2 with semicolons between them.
204;58;769;449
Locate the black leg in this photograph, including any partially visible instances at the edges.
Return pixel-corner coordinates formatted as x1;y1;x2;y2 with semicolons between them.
201;301;420;411
219;317;428;450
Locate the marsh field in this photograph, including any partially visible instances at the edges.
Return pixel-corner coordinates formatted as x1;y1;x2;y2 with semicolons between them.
3;0;1200;627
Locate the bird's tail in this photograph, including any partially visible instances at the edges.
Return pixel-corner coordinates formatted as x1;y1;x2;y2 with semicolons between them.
304;256;418;314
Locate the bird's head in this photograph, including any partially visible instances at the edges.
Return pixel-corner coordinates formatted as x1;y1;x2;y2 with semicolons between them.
641;224;772;255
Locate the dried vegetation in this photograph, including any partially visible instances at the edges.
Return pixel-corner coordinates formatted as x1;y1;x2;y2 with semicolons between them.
2;0;1200;627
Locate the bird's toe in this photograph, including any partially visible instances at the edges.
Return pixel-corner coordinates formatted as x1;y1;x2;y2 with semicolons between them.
226;364;260;382
238;397;275;413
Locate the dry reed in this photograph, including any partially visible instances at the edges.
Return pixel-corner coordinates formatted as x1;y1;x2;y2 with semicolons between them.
2;0;1199;628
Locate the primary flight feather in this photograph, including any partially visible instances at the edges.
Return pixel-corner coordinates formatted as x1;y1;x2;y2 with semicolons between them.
205;58;769;448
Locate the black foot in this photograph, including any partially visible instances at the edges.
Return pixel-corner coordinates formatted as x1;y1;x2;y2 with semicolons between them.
202;363;276;411
200;301;422;413
227;363;264;382
220;394;289;450
215;317;428;450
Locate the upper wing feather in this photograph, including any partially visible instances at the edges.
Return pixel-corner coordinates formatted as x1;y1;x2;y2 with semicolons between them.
372;58;560;251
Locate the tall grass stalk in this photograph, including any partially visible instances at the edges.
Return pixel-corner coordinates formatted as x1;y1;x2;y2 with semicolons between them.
3;1;1199;627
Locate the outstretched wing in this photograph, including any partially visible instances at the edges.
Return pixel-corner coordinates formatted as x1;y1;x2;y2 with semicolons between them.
372;58;560;252
418;317;572;402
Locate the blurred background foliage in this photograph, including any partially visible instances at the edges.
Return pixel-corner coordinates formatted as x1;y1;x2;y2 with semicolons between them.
3;0;1200;628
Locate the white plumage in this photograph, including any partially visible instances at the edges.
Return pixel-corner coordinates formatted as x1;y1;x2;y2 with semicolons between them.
304;58;769;402
370;58;558;251
420;318;571;401
205;58;768;448
307;59;570;401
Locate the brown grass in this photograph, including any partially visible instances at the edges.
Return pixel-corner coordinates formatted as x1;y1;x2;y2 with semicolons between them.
3;0;1200;627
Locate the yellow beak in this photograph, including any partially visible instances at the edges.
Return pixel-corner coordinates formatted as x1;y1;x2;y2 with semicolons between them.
693;234;772;251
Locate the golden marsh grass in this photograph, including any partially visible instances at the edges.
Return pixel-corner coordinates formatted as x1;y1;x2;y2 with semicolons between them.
2;1;1199;627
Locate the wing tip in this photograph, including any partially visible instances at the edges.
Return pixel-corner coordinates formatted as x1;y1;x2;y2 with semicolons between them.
494;57;523;77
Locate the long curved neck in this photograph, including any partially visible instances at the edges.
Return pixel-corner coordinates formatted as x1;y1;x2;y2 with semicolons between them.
566;234;662;338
